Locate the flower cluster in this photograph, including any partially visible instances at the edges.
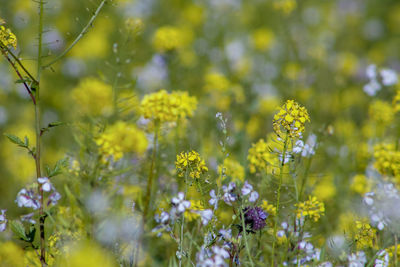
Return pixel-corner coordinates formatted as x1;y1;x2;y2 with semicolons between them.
152;26;186;52
363;64;398;96
0;25;17;49
261;200;277;217
203;72;231;92
140;90;197;123
95;121;148;163
354;220;376;249
373;143;400;179
71;78;113;117
219;158;245;182
295;196;325;222
175;150;208;179
369;100;394;126
243;206;268;231
247;138;275;174
273;100;310;139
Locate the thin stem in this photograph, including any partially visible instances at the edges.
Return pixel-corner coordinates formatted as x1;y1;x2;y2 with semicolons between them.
143;124;159;220
395;234;398;267
42;0;107;69
299;156;313;200
179;174;189;267
0;42;38;84
240;204;255;267
36;1;46;266
0;49;36;104
271;135;289;266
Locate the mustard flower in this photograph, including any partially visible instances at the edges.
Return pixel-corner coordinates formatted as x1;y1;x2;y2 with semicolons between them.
369;100;394;126
218;158;245;182
175;150;208;179
373;143;400;178
386;244;400;264
95;121;148;163
247;138;276;174
152;26;185;52
0;25;17;49
354;220;376;250
273;100;310;139
71;77;113;117
295;196;325;222
350;174;373;195
261;200;277;217
203;72;230;92
393;89;400;112
140;90;197;123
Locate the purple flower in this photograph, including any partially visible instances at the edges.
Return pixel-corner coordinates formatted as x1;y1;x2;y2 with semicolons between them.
209;189;219;209
241;181;259;202
198;209;213;225
16;189;41;210
243;206;268;231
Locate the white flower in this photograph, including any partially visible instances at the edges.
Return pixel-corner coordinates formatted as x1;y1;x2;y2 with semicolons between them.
241;181;253;195
380;68;398;86
38;177;52;192
366;64;377;80
0;210;7;232
21;212;36;224
16;189;41;210
374;250;389;267
363;79;381;96
212;246;230;259
222;182;236;206
218;228;232;240
292;140;304;154
348;251;367;267
48;190;61;206
171;192;191;213
198;209;213;226
302;134;317;157
363;192;374;206
241;181;259;202
209;190;219;210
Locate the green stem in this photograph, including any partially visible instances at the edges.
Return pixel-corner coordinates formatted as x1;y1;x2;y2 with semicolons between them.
42;0;107;69
299;156;313;200
241;204;255;267
395;234;398;267
143;124;159;220
271;135;289;266
36;0;46;266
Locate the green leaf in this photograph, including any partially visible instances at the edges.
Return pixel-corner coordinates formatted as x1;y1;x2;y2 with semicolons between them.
48;157;69;177
26;225;36;243
48;121;64;128
10;220;29;242
4;133;26;147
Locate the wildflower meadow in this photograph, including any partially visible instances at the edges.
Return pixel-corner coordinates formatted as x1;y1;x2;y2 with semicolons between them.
1;0;400;266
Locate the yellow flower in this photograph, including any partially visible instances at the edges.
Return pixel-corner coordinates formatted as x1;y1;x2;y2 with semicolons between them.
0;25;17;49
393;89;400;112
295;196;325;222
273;100;310;139
219;158;245;183
354;220;376;250
95;121;148;163
369;100;395;126
140;90;197;123
71;77;113;117
185;200;204;222
350;174;373;195
176;150;208;179
273;0;297;15
373;143;400;179
251;28;275;51
152;26;186;52
261;200;277;217
203;72;230;92
386;244;400;264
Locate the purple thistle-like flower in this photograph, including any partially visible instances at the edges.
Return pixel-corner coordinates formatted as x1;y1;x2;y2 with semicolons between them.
243;206;268;231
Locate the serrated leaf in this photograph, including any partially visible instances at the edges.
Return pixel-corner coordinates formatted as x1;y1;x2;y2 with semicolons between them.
4;133;26;147
10;220;29;242
48;157;69;177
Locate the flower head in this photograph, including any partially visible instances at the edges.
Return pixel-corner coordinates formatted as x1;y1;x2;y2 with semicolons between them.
273;100;310;139
243;206;268;231
354;220;377;249
175;150;208;179
295;196;325;222
95;121;148;163
140;90;197;123
0;25;17;49
152;26;187;52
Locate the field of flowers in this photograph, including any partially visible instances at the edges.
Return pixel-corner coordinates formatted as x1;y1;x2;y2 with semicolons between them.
1;0;400;266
